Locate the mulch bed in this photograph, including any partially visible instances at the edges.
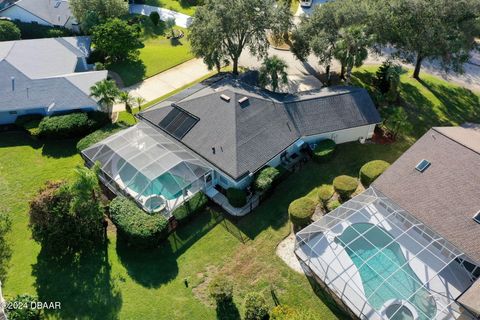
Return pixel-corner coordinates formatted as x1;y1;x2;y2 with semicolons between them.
371;126;395;144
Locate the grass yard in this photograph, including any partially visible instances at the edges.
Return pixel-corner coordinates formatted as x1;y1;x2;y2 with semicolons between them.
1;67;479;319
109;19;194;87
144;0;198;16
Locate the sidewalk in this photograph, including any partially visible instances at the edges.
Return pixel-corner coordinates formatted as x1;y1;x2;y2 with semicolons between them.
113;58;211;112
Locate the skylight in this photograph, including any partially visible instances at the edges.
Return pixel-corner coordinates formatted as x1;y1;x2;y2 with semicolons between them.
415;159;431;172
473;211;480;224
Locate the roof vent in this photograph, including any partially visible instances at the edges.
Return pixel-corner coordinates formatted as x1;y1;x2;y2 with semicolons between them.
415;159;431;173
220;94;231;102
238;97;249;104
473;211;480;224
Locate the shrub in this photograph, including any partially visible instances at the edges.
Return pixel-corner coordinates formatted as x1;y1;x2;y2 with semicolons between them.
15;114;43;136
312;139;336;162
270;305;296;320
172;192;208;223
0;211;12;284
317;184;334;206
5;294;41;320
244;292;269;320
360;160;390;186
109;197;169;248
29;167;104;253
254;166;280;193
13;21;70;39
77;123;126;151
208;276;233;303
37;111;109;139
326;199;341;212
149;11;160;26
0;20;21;41
95;62;106;70
333;175;358;200
288;197;316;228
226;188;247;208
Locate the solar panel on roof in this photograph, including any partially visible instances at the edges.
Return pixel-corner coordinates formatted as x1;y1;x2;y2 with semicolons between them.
415;159;431;172
158;105;199;139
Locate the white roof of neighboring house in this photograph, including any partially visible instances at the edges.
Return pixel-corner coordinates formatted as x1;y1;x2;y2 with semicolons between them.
0;0;75;27
0;37;108;112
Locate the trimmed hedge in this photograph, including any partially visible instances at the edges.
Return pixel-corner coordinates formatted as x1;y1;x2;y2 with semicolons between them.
333;175;358;200
312;139;336;162
360;160;390;186
38;111;109;139
327;199;341;212
226;188;247;208
254;166;280;193
317;184;334;205
77;123;127;151
15;114;43;136
172;192;208;223
288;197;316;228
109;197;169;248
14;20;71;39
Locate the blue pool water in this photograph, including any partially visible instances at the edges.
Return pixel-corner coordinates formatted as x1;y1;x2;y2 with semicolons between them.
335;223;436;320
117;159;187;200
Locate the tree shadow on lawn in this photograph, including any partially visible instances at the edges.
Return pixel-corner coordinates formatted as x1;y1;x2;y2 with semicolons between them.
216;299;241;320
0;130;42;149
116;208;223;288
109;58;147;87
32;242;122;320
41;138;80;159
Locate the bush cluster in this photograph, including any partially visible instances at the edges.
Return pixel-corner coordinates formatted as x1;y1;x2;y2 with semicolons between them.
13;21;70;39
15;114;43;136
288;197;317;228
5;294;42;320
226;188;247;208
0;20;21;41
317;184;334;207
333;175;358;200
109;197;169;248
37;111;109;139
359;160;390;186
76;123;126;151
312;139;336;162
326;199;341;212
172;192;208;223
244;292;269;320
254;166;280;193
208;276;233;303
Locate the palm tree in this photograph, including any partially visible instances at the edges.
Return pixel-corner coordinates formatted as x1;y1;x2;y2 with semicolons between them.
258;55;288;93
334;26;371;84
118;91;135;122
90;79;120;118
134;96;146;112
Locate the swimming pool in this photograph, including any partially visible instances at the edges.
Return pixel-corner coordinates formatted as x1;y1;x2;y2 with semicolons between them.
116;159;188;200
335;223;437;320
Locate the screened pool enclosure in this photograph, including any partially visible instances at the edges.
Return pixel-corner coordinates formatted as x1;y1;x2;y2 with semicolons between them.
295;188;480;320
82;122;212;215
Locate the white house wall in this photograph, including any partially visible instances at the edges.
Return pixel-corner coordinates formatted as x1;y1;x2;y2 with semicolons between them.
1;5;53;26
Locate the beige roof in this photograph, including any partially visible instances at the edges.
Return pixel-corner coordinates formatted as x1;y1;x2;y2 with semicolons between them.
434;123;480;154
373;125;480;264
458;278;480;315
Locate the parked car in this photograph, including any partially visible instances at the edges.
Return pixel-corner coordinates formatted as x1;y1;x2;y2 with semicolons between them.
300;0;313;7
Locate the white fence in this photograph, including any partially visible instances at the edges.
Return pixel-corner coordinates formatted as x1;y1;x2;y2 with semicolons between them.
129;4;193;28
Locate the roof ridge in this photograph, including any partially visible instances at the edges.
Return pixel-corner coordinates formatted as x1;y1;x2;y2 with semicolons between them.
432;126;480;156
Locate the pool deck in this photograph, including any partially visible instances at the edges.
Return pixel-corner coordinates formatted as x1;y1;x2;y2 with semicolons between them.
295;202;476;320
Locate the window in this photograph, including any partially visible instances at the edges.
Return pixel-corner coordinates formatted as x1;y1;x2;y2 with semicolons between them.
415;159;431;172
473;210;480;224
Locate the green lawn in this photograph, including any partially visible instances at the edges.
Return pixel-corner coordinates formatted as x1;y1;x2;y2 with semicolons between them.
144;0;198;16
1;68;479;319
109;19;194;87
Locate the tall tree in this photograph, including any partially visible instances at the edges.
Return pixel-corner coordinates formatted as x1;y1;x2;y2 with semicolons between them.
334;26;372;83
291;0;369;85
90;79;120;117
189;0;291;75
258;55;289;92
70;0;128;30
372;0;480;79
92;19;142;62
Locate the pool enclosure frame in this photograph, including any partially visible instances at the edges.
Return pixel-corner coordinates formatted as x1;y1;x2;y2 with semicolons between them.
295;187;480;320
81;122;213;216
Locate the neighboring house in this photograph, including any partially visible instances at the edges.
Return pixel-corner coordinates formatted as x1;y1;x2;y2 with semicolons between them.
0;37;108;124
82;75;380;215
296;124;480;320
0;0;79;31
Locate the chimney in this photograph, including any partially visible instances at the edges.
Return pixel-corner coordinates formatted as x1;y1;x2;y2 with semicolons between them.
11;77;15;91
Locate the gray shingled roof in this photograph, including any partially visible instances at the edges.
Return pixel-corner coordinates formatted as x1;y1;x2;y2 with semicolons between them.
0;37;107;113
373;125;480;264
140;77;380;180
1;0;74;26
